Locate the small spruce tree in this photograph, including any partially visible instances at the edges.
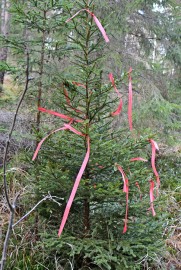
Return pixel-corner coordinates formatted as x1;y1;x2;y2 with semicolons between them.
31;1;165;269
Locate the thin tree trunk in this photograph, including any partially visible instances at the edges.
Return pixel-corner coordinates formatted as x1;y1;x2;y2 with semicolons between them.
34;10;47;242
0;0;10;85
36;10;46;133
82;0;92;239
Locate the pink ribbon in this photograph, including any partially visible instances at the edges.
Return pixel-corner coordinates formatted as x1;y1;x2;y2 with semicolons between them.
32;121;86;161
117;165;129;233
130;157;148;162
58;136;90;236
33;126;68;161
63;87;82;114
63;87;71;105
149;139;160;190
109;73;123;116
38;107;82;123
63;124;85;137
66;9;109;43
111;99;123;116
108;73;121;97
33;107;85;159
135;182;142;200
33;106;90;237
72;81;86;89
33;106;90;236
128;68;133;131
149;180;156;216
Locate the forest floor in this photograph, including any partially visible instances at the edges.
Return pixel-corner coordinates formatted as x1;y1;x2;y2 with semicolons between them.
0;109;34;167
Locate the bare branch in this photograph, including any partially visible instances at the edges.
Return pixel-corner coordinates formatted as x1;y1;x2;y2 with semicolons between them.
12;193;63;228
1;48;30;270
0;193;19;270
129;32;161;41
3;48;30;211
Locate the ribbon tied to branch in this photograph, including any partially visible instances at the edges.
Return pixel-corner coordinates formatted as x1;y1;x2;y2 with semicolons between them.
66;9;109;43
32;107;90;237
116;164;129;233
149;139;160;194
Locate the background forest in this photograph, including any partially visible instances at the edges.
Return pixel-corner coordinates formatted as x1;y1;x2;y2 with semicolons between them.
0;0;180;269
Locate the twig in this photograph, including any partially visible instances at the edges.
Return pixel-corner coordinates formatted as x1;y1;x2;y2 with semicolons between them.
129;32;161;41
0;194;20;270
12;193;63;228
12;195;50;228
3;49;30;211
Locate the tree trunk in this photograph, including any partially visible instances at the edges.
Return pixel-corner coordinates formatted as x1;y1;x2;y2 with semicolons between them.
36;10;46;133
0;0;10;85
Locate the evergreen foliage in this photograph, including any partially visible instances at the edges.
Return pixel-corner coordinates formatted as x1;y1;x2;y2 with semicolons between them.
0;0;180;269
95;0;181;144
24;1;168;268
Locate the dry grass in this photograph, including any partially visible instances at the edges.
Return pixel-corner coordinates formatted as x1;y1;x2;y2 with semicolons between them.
0;75;22;106
165;194;181;270
166;227;181;269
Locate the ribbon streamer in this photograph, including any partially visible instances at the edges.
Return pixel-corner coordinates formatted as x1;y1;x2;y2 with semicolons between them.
63;87;71;106
33;126;68;161
33;122;84;161
66;9;109;43
38;107;82;123
149;180;156;216
32;105;90;236
72;81;86;89
117;165;129;233
109;73;123;116
135;181;142;200
149;139;160;190
128;68;133;131
130;157;148;162
111;99;123;116
63;85;85;114
108;73;121;97
58;136;90;236
64;124;85;137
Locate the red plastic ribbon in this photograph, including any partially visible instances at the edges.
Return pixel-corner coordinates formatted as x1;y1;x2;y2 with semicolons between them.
117;165;129;233
58;136;90;236
33;126;68;161
33;105;90;236
95;163;104;169
149;180;156;216
130;157;148;162
108;73;121;97
63;87;71;105
128;67;133;131
66;9;109;43
33;122;85;161
38;107;82;123
149;139;160;190
63;86;84;114
135;182;142;200
111;99;123;116
72;81;86;89
109;73;123;116
64;124;85;137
